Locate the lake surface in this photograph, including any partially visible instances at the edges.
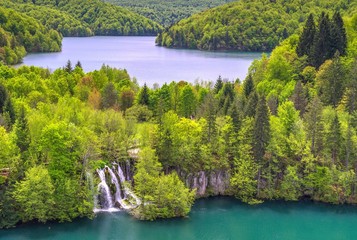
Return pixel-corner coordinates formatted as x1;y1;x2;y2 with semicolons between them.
2;197;357;240
18;37;262;86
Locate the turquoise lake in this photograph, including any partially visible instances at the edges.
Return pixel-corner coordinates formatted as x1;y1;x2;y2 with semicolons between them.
18;36;262;86
2;197;357;240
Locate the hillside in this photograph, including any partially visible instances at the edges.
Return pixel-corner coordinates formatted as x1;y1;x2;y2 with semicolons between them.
105;0;235;27
12;0;162;36
0;0;93;37
0;6;62;65
156;0;356;51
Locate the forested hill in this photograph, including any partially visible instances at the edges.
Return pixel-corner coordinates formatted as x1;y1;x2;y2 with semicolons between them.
156;0;356;51
11;0;163;36
0;0;93;37
0;6;62;65
105;0;235;27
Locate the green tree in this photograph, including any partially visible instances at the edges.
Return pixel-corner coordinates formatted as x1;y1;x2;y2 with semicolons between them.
138;83;150;106
312;12;332;68
316;55;345;107
178;85;196;118
231;117;259;204
325;114;341;165
304;96;324;157
134;147;195;220
101;82;118;109
330;11;347;56
13;166;55;223
280;165;302;201
296;14;316;59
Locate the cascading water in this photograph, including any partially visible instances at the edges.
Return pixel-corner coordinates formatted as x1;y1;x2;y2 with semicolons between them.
96;168;117;211
95;162;141;212
118;165;141;206
107;167;123;203
117;165;127;198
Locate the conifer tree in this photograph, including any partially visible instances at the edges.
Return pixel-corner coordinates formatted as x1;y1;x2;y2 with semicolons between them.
243;74;254;98
244;91;258;117
138;83;150;106
304;96;324;157
312;12;332;68
330;12;347;56
214;75;223;94
290;81;308;116
297;14;316;59
14;107;30;153
326;114;341;165
253;96;270;162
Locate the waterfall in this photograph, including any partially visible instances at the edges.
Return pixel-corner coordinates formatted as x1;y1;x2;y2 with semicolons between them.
107;167;123;202
95;162;141;212
118;165;141;206
96;168;116;211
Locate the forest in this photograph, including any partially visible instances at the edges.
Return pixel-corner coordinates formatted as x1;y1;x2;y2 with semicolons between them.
0;6;357;226
0;0;162;65
105;0;234;27
12;0;162;36
0;6;62;65
156;0;356;51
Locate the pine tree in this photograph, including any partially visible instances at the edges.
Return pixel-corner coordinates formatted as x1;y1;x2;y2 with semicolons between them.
244;91;258;117
290;81;308;116
214;75;223;94
138;83;150;106
296;14;316;58
243;74;254;98
330;12;347;56
14;107;30;153
65;60;73;73
253;96;270;162
75;61;82;69
304;96;324;157
312;12;332;68
326;114;341;165
317;54;345;107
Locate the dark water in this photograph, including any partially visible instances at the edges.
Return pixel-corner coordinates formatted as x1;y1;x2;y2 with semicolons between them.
2;197;357;240
18;37;262;85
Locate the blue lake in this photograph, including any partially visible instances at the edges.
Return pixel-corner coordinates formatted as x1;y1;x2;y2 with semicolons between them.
18;36;262;86
2;197;357;240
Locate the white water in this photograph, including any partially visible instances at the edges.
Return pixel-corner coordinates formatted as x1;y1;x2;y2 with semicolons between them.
97;169;114;209
107;167;123;202
95;163;141;211
118;165;142;206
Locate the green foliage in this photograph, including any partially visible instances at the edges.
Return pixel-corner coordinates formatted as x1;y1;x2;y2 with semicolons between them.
1;9;357;226
156;0;355;51
0;0;93;37
13;0;162;36
13;165;55;223
0;6;62;65
106;0;235;27
134;147;195;220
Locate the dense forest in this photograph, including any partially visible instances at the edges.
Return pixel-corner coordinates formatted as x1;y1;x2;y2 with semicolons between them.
0;6;62;65
0;0;162;65
105;0;234;27
156;0;356;51
0;0;93;37
0;7;357;226
12;0;162;36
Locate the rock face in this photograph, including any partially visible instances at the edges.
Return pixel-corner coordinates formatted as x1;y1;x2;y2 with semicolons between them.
179;170;231;197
